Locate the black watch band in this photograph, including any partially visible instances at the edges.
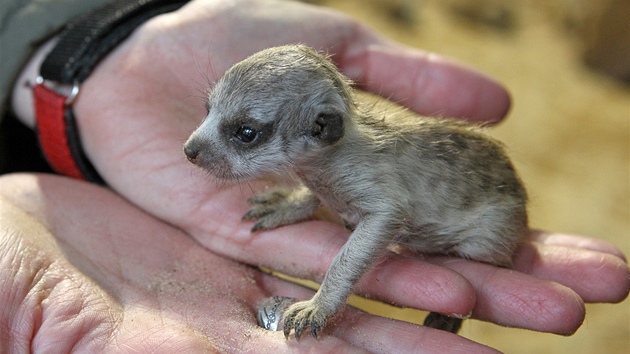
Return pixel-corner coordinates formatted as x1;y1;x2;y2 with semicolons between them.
41;0;190;84
36;0;190;183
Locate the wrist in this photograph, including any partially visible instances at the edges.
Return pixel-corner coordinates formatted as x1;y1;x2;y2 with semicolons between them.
17;0;191;183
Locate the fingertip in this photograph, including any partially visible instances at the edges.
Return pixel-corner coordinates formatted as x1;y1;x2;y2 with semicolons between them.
535;283;586;335
514;242;630;303
530;230;628;263
475;269;586;334
472;74;512;124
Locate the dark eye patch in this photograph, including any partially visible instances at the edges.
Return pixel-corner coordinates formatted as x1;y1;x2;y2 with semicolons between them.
221;112;274;150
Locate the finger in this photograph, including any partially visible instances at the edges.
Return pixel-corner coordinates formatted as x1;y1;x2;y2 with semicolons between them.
332;308;501;354
513;241;630;303
431;257;585;335
529;230;627;261
337;32;511;123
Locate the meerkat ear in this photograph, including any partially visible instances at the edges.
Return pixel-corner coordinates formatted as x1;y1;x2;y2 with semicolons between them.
310;109;344;144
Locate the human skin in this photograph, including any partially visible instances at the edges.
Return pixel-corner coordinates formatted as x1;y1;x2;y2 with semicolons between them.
8;0;629;349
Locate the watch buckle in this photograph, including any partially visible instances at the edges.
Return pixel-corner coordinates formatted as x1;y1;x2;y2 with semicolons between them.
35;76;80;106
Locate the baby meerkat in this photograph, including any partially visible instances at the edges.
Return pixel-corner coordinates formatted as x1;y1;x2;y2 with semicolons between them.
184;45;528;340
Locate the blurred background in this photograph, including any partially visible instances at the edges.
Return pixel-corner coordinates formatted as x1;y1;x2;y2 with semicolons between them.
308;0;629;352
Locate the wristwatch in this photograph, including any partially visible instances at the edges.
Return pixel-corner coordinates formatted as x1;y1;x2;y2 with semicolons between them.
34;0;189;183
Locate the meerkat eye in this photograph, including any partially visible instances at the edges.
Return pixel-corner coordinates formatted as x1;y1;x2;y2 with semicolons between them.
234;125;259;144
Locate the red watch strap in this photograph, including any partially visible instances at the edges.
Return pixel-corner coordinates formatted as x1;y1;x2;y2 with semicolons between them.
34;83;87;180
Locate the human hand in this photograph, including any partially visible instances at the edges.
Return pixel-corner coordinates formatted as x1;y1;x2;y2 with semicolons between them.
52;0;628;341
1;173;510;353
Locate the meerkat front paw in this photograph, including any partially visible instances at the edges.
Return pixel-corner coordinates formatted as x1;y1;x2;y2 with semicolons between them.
282;299;331;340
243;187;320;232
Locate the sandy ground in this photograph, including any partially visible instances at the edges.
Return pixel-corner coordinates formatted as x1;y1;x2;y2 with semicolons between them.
313;0;629;352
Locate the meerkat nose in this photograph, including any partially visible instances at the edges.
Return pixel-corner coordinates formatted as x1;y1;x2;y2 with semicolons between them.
183;141;200;163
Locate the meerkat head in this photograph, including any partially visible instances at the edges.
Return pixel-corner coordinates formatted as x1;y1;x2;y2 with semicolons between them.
184;45;355;181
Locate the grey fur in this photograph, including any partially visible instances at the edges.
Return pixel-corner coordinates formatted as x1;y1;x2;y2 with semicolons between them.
184;45;528;339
